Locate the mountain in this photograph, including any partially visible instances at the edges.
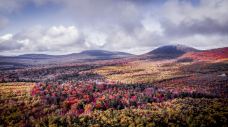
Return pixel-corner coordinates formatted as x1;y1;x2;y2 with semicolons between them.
17;54;57;59
73;50;132;59
180;47;228;61
62;50;133;60
0;50;133;66
80;50;131;56
2;50;132;60
144;44;198;59
148;44;198;55
80;50;118;56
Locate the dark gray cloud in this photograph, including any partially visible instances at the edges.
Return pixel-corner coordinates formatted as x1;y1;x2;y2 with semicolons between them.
0;34;23;51
163;18;228;37
0;41;23;51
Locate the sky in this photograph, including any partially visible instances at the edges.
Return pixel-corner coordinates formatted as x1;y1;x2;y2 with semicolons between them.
0;0;227;55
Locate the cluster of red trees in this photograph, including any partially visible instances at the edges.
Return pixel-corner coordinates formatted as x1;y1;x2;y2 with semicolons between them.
31;81;218;116
31;82;174;115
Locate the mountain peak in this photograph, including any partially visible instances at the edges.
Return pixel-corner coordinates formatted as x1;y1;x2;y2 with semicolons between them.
144;44;198;59
149;44;198;55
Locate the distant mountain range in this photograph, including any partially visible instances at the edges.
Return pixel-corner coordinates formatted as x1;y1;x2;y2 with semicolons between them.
0;45;227;68
0;50;133;66
4;50;133;60
1;45;228;61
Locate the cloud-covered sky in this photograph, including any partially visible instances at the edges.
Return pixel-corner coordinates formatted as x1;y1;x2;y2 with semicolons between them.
0;0;227;55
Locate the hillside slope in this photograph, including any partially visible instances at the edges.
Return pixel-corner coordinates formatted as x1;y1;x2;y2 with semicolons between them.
180;47;228;61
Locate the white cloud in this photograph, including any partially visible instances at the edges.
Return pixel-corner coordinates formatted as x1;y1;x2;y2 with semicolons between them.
171;34;228;50
0;33;12;40
83;30;107;48
142;18;164;35
0;26;83;54
121;46;153;55
42;26;79;47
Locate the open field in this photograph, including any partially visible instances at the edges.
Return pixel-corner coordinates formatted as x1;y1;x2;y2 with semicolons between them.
94;60;188;84
94;60;228;97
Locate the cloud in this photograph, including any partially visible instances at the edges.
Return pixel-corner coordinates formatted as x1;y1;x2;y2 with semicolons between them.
0;0;23;13
0;0;60;13
0;26;84;54
144;0;228;48
83;30;107;48
160;0;228;36
62;0;143;33
0;33;23;51
0;0;228;55
0;16;8;29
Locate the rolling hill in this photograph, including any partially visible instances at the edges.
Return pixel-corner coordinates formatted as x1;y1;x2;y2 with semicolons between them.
180;47;228;61
0;50;133;68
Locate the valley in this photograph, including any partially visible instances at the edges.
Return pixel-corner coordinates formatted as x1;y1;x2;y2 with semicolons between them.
0;45;227;126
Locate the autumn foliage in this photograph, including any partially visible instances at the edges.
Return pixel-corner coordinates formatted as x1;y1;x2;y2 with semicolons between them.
181;47;228;61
